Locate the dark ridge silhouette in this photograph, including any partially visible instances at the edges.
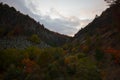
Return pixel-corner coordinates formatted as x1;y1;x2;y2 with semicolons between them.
74;3;120;49
72;3;120;80
0;3;70;47
0;1;120;80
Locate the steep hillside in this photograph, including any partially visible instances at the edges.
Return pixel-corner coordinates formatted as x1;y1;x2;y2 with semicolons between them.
0;3;101;80
0;2;120;80
0;3;70;48
72;3;120;80
74;3;120;50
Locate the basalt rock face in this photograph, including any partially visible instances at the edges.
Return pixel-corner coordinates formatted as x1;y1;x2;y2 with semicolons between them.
0;3;70;48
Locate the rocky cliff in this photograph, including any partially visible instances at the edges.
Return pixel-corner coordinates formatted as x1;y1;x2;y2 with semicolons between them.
0;3;70;49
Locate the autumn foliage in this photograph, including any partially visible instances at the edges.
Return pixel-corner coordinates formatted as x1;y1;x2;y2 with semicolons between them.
103;47;120;64
22;58;37;73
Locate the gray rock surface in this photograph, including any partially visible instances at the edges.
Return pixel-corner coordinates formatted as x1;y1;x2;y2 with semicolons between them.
0;37;50;49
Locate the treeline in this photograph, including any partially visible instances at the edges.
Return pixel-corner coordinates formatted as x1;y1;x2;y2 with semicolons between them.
0;46;101;80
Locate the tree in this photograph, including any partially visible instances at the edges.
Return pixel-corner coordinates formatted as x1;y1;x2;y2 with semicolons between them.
94;49;104;62
29;34;41;44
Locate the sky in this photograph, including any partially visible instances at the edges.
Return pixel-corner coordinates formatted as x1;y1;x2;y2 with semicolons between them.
0;0;108;36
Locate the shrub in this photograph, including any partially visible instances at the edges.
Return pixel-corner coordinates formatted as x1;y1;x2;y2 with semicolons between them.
24;46;41;60
0;48;22;70
77;53;86;59
4;64;24;80
95;49;104;61
29;34;41;44
76;57;101;80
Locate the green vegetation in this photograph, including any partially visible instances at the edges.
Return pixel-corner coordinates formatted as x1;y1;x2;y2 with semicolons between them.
0;46;101;80
1;1;120;79
94;49;104;62
29;34;41;44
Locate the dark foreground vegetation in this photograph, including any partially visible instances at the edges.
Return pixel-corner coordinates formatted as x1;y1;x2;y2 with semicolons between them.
0;0;120;80
0;47;101;80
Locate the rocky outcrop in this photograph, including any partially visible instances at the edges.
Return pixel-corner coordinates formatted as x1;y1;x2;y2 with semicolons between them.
0;3;70;47
0;36;50;49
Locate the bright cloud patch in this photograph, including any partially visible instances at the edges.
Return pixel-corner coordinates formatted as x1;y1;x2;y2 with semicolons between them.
0;0;107;36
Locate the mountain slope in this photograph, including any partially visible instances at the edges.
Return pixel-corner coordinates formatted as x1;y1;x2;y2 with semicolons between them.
72;3;120;80
74;3;120;50
0;3;101;80
0;3;70;48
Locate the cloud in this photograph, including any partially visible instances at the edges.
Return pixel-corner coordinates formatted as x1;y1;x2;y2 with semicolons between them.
43;17;79;36
80;19;92;28
0;0;29;14
31;12;81;36
0;0;93;36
